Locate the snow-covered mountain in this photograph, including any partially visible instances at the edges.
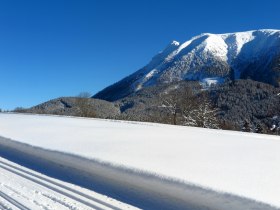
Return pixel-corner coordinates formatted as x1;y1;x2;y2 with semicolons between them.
94;29;280;101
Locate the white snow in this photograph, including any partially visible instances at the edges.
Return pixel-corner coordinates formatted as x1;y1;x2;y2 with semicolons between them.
174;29;279;62
0;156;137;210
0;113;280;209
135;69;159;91
221;31;255;63
147;40;180;69
168;33;228;60
200;77;225;88
169;40;180;46
203;35;228;57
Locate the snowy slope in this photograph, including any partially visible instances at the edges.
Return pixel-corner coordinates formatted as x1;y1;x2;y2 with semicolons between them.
94;29;280;101
0;113;280;209
0;156;137;210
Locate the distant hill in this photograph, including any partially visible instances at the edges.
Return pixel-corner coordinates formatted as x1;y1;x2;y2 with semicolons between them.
25;97;120;119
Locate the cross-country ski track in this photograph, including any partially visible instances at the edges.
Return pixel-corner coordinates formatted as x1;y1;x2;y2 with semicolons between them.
0;156;137;210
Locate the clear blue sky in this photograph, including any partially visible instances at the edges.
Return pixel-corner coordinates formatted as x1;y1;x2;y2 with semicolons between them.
0;0;279;110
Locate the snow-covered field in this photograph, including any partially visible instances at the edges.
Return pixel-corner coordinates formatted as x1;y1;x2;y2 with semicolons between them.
0;113;280;209
0;156;137;210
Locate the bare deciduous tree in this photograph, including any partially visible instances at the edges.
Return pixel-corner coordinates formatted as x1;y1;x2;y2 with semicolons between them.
159;91;181;125
13;107;26;113
182;93;220;129
159;86;219;129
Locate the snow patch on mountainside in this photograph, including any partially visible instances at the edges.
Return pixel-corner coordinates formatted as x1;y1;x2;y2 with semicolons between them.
200;77;225;89
221;31;255;63
147;40;180;69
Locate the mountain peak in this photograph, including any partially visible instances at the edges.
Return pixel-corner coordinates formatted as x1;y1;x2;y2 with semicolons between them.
94;29;280;101
170;40;180;46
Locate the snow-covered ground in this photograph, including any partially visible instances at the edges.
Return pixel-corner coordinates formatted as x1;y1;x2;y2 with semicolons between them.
199;77;225;88
0;113;280;209
0;156;137;210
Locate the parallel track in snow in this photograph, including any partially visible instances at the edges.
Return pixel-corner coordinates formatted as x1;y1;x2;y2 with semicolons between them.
0;159;131;210
0;160;121;210
0;191;30;210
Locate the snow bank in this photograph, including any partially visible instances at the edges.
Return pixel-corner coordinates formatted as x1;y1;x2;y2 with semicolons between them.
0;113;279;209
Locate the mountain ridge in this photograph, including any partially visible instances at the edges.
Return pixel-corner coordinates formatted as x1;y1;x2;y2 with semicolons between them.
94;29;280;101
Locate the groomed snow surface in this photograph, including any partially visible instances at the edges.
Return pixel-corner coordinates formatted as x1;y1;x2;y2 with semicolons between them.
0;156;138;210
0;113;280;210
